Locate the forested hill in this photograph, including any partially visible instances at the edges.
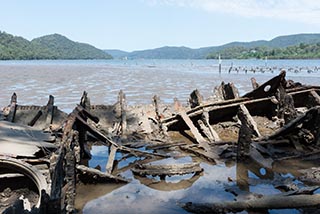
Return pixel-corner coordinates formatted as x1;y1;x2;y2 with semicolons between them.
106;33;320;59
0;31;112;60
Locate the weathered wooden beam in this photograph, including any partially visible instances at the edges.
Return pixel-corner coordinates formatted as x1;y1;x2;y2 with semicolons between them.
105;144;117;174
222;82;239;100
182;193;320;213
118;90;127;135
237;104;261;160
179;109;208;148
238;104;261;138
153;95;168;137
45;95;55;127
251;77;259;89
310;90;320;105
80;91;91;110
180;145;220;164
76;165;129;183
28;110;43;126
164;87;317;131
267;106;320;141
244;70;286;99
7;93;17;122
199;109;220;142
164;86;320;130
131;163;203;177
189;89;203;108
214;82;239;100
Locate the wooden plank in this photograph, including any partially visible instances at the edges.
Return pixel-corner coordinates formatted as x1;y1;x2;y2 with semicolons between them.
180;145;221;164
182;194;320;213
237;104;260;160
131;163;203;177
238;104;261;138
105;144;117;174
28;110;43;126
201;109;220;142
310;90;320;104
179;109;208;147
76;165;129;183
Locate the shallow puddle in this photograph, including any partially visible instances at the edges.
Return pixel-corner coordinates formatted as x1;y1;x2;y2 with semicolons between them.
76;145;320;214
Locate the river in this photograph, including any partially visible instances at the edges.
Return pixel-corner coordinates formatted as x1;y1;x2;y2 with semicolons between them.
0;59;319;113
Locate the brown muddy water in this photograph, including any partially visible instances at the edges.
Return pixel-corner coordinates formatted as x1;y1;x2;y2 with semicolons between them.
1;59;320;213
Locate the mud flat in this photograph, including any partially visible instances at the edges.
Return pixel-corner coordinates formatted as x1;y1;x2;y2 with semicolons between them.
2;70;320;213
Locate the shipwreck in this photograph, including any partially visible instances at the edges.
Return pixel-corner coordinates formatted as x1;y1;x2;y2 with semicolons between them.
1;70;320;213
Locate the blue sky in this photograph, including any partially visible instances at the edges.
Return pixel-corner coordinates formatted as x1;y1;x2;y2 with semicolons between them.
0;0;319;51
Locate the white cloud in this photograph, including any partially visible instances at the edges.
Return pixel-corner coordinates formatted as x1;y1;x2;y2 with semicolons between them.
143;0;320;24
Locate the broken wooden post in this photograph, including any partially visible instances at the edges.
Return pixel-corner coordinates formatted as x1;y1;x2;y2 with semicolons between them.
214;82;239;100
189;89;203;108
236;162;249;192
251;77;259;89
80;91;91;110
45;95;55;127
197;109;220;142
7;93;17;122
78;93;89;158
28;110;43;126
237;104;261;160
308;90;320;106
238;104;261;138
178;107;210;151
153;95;168;137
222;82;239;100
105;144;117;174
118;90;127;135
276;84;297;124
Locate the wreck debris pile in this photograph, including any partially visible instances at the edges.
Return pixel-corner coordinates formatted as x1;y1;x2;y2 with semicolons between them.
1;70;320;213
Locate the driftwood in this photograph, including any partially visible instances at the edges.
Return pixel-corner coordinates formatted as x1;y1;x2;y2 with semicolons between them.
198;109;220;142
182;193;320;213
178;109;208;147
105;144;117;174
180;144;221;164
131;163;202;177
76;165;129;183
